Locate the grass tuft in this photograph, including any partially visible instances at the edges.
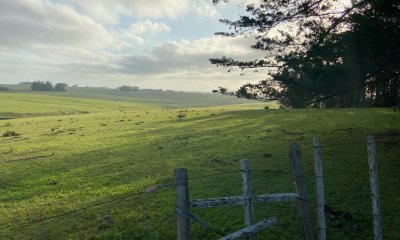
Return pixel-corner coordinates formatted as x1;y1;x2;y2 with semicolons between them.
2;130;20;137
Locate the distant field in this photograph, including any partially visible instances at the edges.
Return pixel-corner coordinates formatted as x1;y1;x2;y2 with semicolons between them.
0;84;262;109
0;89;399;239
0;93;158;118
0;84;271;119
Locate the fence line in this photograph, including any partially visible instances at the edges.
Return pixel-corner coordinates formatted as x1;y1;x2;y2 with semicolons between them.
187;170;241;180
0;165;329;232
174;156;315;240
0;135;388;239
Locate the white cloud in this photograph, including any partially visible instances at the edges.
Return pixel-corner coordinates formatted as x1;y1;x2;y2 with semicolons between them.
115;35;265;76
62;0;221;25
0;34;266;91
112;20;171;48
0;0;223;50
129;20;171;35
0;0;113;49
66;0;190;24
192;0;220;19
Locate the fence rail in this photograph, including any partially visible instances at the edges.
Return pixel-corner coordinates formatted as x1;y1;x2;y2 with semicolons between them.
175;136;382;240
175;154;313;240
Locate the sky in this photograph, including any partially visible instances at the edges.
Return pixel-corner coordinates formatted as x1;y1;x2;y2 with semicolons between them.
0;0;267;92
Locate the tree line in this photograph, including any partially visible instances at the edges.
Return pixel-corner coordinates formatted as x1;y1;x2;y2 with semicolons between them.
211;0;399;108
118;85;139;91
31;81;68;92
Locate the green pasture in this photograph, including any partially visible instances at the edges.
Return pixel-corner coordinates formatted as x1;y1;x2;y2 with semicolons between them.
0;93;158;119
0;84;257;109
0;90;399;239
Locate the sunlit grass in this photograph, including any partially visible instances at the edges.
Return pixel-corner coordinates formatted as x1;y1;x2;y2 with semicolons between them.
0;91;399;239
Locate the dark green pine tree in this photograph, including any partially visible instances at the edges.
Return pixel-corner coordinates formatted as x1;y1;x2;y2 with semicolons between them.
211;0;400;108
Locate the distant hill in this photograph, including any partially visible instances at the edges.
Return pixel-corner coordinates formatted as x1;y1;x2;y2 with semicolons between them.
0;84;264;109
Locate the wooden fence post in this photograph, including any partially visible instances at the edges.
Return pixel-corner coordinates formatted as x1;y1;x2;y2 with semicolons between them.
240;159;255;240
313;138;326;240
175;168;190;240
367;136;382;240
289;143;314;240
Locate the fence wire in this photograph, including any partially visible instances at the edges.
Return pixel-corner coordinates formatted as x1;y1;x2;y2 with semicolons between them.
0;181;175;231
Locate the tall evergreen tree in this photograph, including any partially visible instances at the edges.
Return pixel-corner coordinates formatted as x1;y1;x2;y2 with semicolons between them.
211;0;400;107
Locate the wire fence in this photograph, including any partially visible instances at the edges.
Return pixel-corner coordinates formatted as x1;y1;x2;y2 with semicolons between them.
0;137;397;239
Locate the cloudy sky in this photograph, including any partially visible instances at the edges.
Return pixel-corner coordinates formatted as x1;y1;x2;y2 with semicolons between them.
0;0;268;92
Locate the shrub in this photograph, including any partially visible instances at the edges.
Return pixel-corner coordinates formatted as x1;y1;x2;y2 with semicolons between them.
177;111;187;119
31;81;53;91
54;83;68;91
2;131;19;137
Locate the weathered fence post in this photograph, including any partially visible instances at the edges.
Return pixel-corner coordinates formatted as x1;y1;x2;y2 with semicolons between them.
175;168;190;240
313;138;326;240
367;136;382;240
289;143;314;240
240;159;255;240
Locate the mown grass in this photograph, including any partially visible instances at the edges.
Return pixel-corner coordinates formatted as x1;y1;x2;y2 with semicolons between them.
0;91;399;239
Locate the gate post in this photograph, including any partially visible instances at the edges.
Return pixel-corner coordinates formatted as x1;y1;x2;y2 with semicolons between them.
367;136;382;240
313;138;326;240
289;143;314;240
240;159;255;240
175;168;190;240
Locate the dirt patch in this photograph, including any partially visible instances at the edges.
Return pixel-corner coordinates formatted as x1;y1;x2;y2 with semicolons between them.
42;130;65;136
201;157;232;166
2;131;19;137
280;129;305;135
374;129;400;143
330;128;355;134
263;153;273;158
327;127;369;136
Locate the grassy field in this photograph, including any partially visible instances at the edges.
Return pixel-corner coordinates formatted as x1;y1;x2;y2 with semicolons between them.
0;84;258;109
0;88;399;239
